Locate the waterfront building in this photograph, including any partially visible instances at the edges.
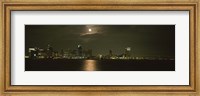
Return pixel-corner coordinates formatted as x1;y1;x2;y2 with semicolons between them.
77;44;83;56
125;47;131;57
47;44;53;58
37;48;46;58
28;47;38;59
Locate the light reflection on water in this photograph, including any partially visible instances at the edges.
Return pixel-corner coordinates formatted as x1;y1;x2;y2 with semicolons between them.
83;60;97;71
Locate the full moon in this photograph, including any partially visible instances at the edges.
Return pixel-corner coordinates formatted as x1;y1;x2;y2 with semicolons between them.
89;28;92;32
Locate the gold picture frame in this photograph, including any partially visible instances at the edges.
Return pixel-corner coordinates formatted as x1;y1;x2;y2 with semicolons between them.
0;0;199;96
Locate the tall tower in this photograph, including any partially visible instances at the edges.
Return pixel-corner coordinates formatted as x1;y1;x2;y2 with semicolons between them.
28;47;38;59
77;44;83;56
47;44;53;58
125;47;131;57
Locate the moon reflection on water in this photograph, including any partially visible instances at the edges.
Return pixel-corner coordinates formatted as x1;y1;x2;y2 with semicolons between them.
83;60;98;71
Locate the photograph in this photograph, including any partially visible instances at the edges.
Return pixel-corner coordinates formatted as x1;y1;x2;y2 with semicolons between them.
25;25;175;71
2;1;198;94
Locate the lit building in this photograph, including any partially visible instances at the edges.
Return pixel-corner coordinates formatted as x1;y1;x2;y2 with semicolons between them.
28;47;38;59
37;48;46;58
77;44;83;56
125;47;131;57
47;44;53;58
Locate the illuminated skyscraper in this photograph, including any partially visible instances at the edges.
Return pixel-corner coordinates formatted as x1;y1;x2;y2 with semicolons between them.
77;44;83;56
28;47;38;59
125;47;131;57
47;44;53;58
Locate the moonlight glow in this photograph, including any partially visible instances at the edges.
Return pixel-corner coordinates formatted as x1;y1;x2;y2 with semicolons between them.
81;26;100;36
89;28;92;32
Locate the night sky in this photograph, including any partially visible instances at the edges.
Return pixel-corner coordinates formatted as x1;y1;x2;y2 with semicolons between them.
25;25;175;57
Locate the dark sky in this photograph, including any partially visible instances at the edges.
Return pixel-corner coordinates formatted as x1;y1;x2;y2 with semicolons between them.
25;25;175;57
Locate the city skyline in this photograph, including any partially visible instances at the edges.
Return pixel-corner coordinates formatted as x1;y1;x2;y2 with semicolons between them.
25;25;175;57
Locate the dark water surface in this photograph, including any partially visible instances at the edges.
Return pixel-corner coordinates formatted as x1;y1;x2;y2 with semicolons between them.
25;59;175;71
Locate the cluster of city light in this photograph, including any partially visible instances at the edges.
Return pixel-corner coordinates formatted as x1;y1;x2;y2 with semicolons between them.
26;44;174;60
26;44;132;59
